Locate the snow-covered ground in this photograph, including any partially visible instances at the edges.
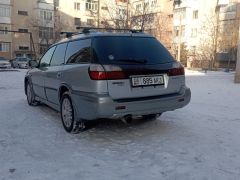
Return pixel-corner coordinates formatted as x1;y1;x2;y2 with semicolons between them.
0;69;240;180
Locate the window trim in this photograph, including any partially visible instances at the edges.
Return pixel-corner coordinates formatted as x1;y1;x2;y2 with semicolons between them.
39;46;56;68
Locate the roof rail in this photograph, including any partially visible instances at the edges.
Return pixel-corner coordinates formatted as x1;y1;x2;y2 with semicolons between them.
60;31;85;38
76;26;143;33
60;32;76;38
60;27;143;38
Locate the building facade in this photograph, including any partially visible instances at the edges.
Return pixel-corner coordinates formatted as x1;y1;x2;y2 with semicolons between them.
0;0;12;59
11;0;54;58
173;0;240;68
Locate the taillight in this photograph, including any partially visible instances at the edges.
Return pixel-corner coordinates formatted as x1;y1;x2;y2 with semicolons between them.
168;62;185;76
89;64;126;80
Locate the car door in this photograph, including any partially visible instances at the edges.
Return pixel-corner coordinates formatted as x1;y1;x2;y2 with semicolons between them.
44;43;67;105
31;46;56;99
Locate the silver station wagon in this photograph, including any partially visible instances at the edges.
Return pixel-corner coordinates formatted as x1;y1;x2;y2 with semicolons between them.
25;28;191;133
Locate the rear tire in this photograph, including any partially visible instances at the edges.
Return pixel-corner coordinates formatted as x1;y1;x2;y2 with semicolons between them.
60;92;86;133
26;82;39;106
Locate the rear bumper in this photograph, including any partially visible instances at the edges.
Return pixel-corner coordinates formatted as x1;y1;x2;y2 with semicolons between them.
72;87;191;120
0;64;11;69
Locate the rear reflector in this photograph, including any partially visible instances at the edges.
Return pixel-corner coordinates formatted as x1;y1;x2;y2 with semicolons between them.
89;64;126;80
115;105;126;110
178;98;185;102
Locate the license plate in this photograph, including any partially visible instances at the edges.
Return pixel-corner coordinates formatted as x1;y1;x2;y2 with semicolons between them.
131;75;164;87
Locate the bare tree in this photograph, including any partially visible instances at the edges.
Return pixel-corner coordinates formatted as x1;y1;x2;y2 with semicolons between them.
218;18;239;69
88;0;153;30
196;12;219;69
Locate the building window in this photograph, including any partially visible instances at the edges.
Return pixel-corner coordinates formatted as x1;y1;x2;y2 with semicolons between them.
119;9;127;16
86;0;98;11
174;7;186;19
39;27;53;39
136;4;142;11
54;0;59;7
0;26;8;34
40;10;53;21
116;0;127;2
19;46;29;51
151;0;157;7
74;2;80;10
18;10;28;16
174;26;179;37
174;26;185;37
0;6;10;17
87;19;94;26
74;18;81;25
18;29;28;33
101;6;108;10
0;43;10;52
191;28;197;37
193;10;198;19
144;2;149;9
181;25;185;37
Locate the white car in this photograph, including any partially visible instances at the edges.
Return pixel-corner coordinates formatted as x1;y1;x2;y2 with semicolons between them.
0;57;11;69
12;57;30;69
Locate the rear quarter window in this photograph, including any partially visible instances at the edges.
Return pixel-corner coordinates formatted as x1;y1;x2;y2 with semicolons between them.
65;39;91;64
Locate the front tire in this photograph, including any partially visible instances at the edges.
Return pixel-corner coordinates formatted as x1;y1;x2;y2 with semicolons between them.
60;92;86;133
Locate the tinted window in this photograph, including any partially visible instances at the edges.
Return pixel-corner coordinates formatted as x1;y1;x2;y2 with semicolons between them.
50;43;67;66
39;46;56;68
92;37;175;65
65;39;91;64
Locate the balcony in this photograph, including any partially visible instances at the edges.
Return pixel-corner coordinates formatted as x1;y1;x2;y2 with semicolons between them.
0;0;11;5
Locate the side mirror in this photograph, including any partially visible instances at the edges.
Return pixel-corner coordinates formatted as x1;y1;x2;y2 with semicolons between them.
28;60;38;68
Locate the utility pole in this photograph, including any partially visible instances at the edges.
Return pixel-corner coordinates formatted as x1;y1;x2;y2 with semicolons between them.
177;14;182;61
126;0;129;29
97;0;100;27
174;0;182;61
235;25;240;83
0;29;36;60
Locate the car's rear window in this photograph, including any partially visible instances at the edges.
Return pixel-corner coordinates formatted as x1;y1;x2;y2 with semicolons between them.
17;58;28;61
92;36;174;65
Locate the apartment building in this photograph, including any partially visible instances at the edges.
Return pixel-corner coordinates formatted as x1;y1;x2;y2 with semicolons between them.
130;0;173;50
55;0;102;32
173;0;218;61
173;0;240;68
0;0;12;59
216;0;240;68
11;0;54;58
54;0;127;32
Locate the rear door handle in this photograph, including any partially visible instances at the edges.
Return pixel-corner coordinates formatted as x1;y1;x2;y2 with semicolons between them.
57;72;62;78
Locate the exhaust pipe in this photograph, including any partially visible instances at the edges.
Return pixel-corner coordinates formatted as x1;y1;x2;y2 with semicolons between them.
121;115;133;124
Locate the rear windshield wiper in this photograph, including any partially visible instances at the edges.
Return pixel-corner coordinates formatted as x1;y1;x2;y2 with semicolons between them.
117;58;148;64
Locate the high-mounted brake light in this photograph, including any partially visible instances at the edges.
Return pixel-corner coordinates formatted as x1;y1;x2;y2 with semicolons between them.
168;62;185;76
89;64;126;80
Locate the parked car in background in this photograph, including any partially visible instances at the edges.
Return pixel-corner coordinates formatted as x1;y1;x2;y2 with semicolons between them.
11;57;31;69
25;28;191;133
0;57;11;69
